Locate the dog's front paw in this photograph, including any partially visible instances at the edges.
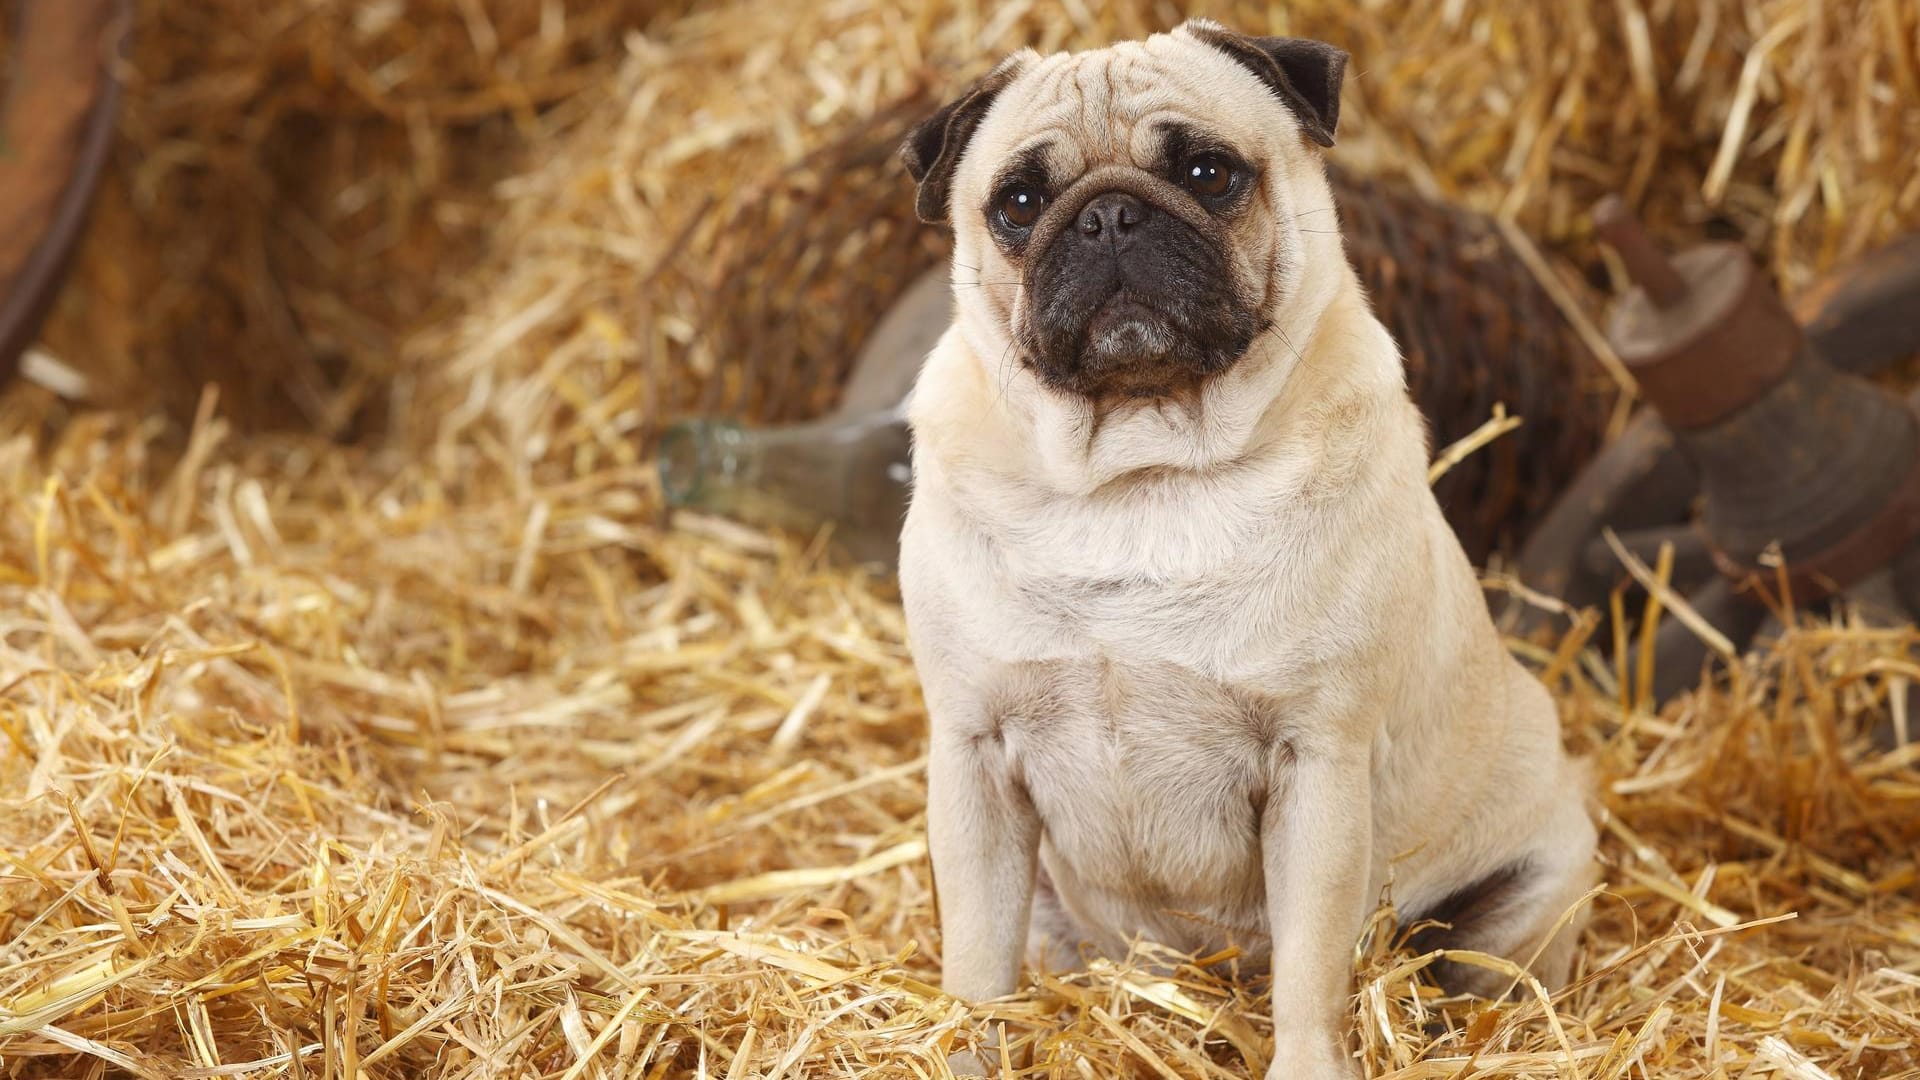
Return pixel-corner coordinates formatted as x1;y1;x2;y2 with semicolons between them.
1264;1037;1359;1080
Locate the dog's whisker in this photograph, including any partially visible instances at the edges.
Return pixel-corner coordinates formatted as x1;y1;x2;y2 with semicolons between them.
1265;322;1305;366
968;335;1022;433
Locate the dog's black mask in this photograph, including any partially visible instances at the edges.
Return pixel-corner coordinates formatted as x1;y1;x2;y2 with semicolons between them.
1017;168;1262;400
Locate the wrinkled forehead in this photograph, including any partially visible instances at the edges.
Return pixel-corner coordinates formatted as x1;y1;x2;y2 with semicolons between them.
959;32;1303;187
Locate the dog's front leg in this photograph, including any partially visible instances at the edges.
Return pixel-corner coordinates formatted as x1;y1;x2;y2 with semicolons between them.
928;712;1041;1077
928;716;1041;1002
1262;737;1372;1080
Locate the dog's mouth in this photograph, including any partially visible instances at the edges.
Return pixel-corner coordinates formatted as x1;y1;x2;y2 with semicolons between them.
1065;290;1187;396
1085;292;1166;344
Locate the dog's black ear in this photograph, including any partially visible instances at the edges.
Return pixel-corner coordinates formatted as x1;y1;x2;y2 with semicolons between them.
1183;21;1347;148
901;55;1028;224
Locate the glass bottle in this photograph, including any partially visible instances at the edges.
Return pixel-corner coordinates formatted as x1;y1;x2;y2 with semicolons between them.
657;408;913;569
656;269;949;569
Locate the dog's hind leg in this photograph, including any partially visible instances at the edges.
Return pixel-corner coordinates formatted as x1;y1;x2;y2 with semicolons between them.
1026;860;1098;975
1404;800;1599;999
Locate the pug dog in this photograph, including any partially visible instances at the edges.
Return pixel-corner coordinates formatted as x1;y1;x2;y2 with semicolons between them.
896;20;1599;1080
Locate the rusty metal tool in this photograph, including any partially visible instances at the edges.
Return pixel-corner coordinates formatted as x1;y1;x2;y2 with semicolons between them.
1518;197;1920;701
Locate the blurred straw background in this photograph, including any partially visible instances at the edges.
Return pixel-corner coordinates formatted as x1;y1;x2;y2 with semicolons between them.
4;0;1919;1076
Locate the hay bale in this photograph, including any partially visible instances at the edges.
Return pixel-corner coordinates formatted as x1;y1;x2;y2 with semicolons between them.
37;0;659;433
3;0;1919;1077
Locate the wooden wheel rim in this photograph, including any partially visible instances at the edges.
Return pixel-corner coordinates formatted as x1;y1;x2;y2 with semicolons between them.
0;0;132;384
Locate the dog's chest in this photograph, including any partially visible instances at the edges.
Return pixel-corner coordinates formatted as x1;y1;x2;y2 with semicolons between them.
991;652;1278;930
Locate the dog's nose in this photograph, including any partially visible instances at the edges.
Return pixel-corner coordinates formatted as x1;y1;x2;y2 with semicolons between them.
1077;192;1150;239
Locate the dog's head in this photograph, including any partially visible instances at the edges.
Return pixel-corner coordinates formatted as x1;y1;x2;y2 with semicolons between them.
903;20;1347;403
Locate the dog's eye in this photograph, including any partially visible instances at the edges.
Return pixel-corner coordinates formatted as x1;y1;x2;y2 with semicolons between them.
998;187;1048;229
1179;154;1236;198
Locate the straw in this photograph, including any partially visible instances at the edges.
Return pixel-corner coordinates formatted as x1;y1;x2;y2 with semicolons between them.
5;0;1920;1076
